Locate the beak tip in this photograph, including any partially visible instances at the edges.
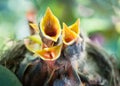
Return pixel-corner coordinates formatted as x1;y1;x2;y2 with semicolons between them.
40;7;61;42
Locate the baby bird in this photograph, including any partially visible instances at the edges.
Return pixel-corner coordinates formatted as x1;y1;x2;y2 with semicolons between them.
39;7;61;48
62;20;82;86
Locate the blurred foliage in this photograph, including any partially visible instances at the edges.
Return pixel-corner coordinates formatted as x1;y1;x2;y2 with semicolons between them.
0;0;120;66
0;65;22;86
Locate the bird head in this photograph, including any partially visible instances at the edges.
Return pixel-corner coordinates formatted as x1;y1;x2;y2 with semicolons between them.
40;7;61;43
62;19;82;59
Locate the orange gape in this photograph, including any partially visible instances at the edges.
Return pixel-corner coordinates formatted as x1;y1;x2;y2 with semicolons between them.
35;44;62;61
65;37;74;43
38;51;54;59
62;23;78;45
24;7;81;62
44;26;57;37
40;7;61;42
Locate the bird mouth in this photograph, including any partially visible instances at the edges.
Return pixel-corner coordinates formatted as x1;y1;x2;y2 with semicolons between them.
44;23;57;37
24;35;42;53
62;23;78;45
40;7;61;42
65;36;76;43
35;44;62;61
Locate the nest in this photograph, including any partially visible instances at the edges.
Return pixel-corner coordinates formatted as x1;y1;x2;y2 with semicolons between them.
0;40;120;86
0;7;120;86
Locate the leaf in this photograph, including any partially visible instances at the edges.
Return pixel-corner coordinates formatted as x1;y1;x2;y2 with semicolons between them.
0;65;22;86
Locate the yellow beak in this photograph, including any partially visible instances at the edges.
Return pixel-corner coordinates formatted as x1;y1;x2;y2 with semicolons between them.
40;7;61;42
24;35;42;53
29;23;39;33
35;44;62;61
69;19;80;35
62;23;78;45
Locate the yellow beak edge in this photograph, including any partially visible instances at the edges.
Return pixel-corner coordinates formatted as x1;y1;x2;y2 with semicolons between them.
40;7;61;42
35;44;62;61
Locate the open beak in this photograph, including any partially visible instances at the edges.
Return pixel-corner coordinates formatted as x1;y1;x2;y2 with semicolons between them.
35;44;62;61
29;23;39;33
62;23;78;45
69;19;80;35
40;7;61;42
24;35;42;53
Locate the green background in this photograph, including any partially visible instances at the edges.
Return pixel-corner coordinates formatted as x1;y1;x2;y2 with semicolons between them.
0;0;120;66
